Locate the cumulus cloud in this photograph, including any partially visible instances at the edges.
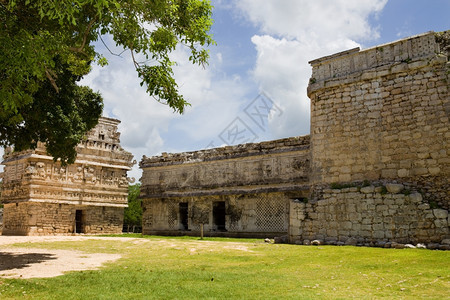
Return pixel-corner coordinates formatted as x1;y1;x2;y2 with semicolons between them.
235;0;387;42
232;0;387;139
80;35;251;180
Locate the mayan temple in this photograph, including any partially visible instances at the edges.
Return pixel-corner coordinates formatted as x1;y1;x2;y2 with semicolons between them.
1;117;134;235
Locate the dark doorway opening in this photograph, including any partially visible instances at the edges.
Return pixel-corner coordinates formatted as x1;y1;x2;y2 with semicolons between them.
179;202;189;230
213;201;226;231
75;210;84;233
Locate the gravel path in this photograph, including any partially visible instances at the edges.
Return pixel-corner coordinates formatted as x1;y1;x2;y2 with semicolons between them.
0;236;127;279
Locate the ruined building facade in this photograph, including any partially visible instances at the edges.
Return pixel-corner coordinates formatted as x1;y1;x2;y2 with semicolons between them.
140;137;310;237
1;117;134;235
141;31;449;246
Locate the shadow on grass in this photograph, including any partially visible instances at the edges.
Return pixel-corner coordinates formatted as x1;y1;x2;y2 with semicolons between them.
0;252;57;271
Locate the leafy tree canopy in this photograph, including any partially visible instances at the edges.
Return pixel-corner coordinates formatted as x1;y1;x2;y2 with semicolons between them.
0;0;214;163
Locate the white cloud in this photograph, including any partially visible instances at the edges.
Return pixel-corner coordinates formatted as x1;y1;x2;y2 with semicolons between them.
233;0;387;139
80;36;251;181
235;0;387;42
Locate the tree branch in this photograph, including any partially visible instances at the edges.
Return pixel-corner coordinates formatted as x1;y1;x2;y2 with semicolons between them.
69;17;96;53
45;68;59;93
98;33;127;57
130;49;140;69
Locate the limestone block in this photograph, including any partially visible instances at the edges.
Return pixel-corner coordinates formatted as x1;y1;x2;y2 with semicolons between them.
361;224;372;231
351;223;361;231
394;198;405;205
338;174;351;182
397;169;409;177
359;230;371;237
372;231;385;239
360;186;375;194
412;168;428;176
386;209;396;216
381;169;397;178
385;184;404;194
376;205;388;212
347;204;357;213
384;199;395;205
428;167;441;175
408;193;423;203
373;187;384;193
373;223;384;231
417;203;430;210
433;209;448;219
342;221;353;230
365;199;375;205
327;229;338;237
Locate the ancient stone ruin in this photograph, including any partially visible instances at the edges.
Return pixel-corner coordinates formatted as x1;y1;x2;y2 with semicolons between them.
140;136;310;237
1;117;134;235
302;31;449;248
140;31;449;248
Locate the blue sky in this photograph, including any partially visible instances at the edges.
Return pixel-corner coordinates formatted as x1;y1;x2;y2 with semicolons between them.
1;1;449;181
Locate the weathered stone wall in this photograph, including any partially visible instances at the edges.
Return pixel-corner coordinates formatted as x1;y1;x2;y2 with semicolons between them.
289;184;449;249
2;202;124;235
143;192;291;237
298;31;450;246
141;136;310;237
307;31;449;210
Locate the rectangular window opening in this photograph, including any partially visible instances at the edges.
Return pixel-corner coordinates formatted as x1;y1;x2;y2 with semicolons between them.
75;210;84;234
213;201;226;231
179;202;189;230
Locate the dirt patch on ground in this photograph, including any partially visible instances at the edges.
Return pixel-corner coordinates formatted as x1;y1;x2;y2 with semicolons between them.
0;236;256;279
0;236;128;279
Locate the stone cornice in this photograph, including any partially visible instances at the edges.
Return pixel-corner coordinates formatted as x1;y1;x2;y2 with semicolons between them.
140;135;310;168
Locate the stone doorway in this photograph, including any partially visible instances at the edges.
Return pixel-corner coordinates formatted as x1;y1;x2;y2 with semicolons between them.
75;210;84;233
213;201;226;231
179;203;189;230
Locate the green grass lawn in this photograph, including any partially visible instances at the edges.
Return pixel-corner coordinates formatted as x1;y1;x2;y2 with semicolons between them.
0;235;449;299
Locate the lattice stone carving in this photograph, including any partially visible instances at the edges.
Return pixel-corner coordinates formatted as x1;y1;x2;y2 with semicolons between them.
255;194;287;232
167;200;178;229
